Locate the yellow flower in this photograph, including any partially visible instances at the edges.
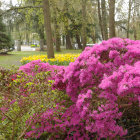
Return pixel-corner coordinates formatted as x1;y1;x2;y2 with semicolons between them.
21;53;80;65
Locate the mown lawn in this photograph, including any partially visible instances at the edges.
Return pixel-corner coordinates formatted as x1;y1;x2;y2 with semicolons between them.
0;50;82;68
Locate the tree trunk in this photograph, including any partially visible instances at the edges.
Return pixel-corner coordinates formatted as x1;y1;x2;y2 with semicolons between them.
63;0;72;50
133;27;137;40
43;0;54;58
82;0;87;50
40;39;44;51
101;0;108;40
109;0;116;38
97;0;104;40
56;34;61;52
54;12;61;52
17;40;21;51
76;34;82;49
62;35;65;46
38;25;45;51
132;0;137;40
66;34;73;49
25;24;29;45
25;32;29;45
127;0;133;38
92;33;96;44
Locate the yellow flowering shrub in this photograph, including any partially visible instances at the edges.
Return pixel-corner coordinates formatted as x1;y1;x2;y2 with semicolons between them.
20;54;80;65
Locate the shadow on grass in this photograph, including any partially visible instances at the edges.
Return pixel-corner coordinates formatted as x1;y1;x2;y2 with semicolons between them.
0;54;14;56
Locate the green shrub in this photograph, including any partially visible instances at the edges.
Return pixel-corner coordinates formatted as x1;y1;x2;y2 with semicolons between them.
30;44;40;48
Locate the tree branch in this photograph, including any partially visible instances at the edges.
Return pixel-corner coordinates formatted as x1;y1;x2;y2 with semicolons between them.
131;3;140;10
0;5;42;17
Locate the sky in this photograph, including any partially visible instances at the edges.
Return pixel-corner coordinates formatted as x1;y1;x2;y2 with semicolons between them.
1;0;18;10
3;0;18;5
1;0;18;7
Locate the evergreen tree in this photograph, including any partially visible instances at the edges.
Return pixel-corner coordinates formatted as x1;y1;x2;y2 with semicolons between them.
0;16;14;54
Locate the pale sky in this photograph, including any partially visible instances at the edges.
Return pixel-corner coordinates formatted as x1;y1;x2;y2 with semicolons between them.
1;0;18;7
3;0;18;5
1;0;18;10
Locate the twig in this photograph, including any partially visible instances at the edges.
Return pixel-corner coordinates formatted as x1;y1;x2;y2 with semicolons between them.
11;121;16;140
119;104;132;108
17;119;33;140
123;131;140;138
127;125;140;129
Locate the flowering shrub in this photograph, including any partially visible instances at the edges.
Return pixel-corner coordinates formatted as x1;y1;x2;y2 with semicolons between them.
20;53;80;65
26;38;140;139
0;38;140;139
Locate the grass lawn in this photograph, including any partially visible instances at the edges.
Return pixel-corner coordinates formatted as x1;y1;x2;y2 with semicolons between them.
0;50;82;68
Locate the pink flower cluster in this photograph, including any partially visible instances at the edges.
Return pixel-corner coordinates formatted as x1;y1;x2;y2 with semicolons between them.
24;38;140;139
99;61;140;104
19;60;64;77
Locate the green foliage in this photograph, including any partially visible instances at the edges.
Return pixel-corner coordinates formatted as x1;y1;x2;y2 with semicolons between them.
0;18;14;53
30;44;40;48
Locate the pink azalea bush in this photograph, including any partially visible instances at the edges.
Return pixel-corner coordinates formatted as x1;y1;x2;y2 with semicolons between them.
0;38;139;139
25;38;140;139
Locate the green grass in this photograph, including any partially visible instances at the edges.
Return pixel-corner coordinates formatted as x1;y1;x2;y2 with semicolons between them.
0;50;82;68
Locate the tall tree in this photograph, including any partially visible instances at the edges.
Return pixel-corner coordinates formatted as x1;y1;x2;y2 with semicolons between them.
109;0;116;38
81;0;87;50
97;0;104;39
101;0;108;40
38;24;45;51
132;0;137;40
52;2;61;52
127;0;133;38
64;0;73;50
54;16;61;52
43;0;54;58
